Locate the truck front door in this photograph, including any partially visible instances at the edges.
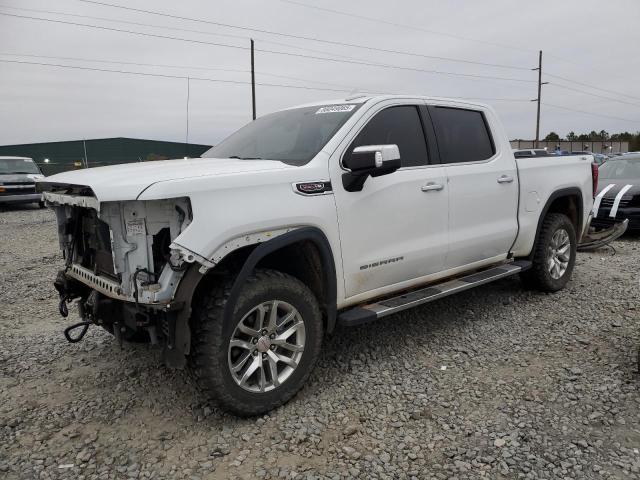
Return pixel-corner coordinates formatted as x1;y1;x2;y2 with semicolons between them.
330;101;449;301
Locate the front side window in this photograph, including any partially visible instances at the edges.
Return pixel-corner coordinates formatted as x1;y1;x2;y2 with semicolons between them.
202;104;361;166
430;107;495;164
345;105;429;168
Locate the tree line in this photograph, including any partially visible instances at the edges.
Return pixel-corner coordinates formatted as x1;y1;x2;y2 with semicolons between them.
539;130;640;150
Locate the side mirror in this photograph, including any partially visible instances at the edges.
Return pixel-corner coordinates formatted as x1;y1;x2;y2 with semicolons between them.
344;145;401;171
342;144;401;192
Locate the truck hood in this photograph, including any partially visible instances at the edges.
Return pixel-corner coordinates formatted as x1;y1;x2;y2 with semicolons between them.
39;158;296;201
597;179;640;197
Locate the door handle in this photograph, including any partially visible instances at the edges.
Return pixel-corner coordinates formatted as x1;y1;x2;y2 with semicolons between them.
497;175;514;184
421;182;444;192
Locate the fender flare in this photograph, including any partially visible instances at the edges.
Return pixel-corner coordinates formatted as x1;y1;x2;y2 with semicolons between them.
224;227;338;333
528;187;584;259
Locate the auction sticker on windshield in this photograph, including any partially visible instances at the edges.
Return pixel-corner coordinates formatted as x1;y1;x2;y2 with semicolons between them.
315;105;356;114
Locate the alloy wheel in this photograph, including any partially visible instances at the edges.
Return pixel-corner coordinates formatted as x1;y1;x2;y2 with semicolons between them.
227;300;306;393
547;228;571;280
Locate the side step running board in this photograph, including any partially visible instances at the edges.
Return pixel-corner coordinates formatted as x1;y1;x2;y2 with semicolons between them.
338;260;531;327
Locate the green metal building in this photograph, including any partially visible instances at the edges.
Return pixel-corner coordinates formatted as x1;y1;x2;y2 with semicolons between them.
0;138;212;176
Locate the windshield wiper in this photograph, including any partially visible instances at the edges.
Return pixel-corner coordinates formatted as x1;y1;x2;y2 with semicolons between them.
11;171;38;174
228;155;264;160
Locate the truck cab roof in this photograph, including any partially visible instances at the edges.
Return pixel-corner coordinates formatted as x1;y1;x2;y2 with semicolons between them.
289;94;491;111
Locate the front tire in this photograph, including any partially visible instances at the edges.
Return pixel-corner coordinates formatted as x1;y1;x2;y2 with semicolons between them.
189;269;323;416
521;213;577;292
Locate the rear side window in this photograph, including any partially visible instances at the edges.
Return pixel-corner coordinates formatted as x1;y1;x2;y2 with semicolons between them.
430;107;495;164
346;106;429;168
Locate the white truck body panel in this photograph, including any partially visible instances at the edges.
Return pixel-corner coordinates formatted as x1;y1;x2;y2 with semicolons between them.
45;157;297;201
41;95;593;310
511;154;593;257
442;103;519;270
327;98;449;300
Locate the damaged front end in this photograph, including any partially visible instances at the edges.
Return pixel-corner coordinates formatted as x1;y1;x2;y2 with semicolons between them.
41;183;203;367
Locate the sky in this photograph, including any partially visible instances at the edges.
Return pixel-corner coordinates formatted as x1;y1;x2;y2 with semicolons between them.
1;0;639;146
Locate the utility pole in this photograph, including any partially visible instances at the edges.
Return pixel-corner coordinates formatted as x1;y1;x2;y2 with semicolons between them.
532;50;548;148
82;139;89;168
251;39;256;120
185;76;190;158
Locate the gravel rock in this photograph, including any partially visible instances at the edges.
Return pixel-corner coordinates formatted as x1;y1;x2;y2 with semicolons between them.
2;206;640;479
342;424;360;436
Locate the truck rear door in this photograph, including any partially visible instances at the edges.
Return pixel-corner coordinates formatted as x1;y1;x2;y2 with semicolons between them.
427;104;519;269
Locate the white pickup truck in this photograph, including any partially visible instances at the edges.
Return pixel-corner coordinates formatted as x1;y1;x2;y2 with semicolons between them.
40;95;597;415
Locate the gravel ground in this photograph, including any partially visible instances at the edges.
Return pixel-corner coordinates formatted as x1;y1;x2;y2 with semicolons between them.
1;205;640;480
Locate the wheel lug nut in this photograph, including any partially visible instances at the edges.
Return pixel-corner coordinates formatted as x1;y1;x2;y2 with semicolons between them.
270;345;276;350
253;351;258;356
252;338;258;344
269;334;275;339
262;353;267;359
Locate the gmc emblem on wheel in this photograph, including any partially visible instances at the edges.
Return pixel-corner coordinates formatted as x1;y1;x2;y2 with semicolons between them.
295;181;332;195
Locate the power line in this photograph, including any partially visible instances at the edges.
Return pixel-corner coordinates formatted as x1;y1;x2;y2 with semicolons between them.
544;52;635;84
72;0;618;98
543;103;640;124
1;58;531;103
0;52;249;73
0;4;362;62
457;97;531;102
0;58;365;93
72;0;530;71
0;4;244;41
545;72;640;102
0;11;252;52
0;52;361;90
547;83;640;109
279;0;638;86
255;45;534;83
258;49;535;84
0;12;536;84
278;0;534;54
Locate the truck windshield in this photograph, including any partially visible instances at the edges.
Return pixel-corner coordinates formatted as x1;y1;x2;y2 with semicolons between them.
0;158;41;174
202;104;361;165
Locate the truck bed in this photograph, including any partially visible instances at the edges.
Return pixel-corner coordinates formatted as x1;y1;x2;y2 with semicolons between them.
511;154;594;257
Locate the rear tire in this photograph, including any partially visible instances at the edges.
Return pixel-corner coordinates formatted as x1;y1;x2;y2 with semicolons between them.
189;269;323;416
521;213;576;292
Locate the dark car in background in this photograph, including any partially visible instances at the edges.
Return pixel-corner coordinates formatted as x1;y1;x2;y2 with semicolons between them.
0;156;45;207
592;154;640;232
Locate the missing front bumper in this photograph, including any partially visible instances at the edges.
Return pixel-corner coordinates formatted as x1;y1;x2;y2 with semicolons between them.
578;218;629;252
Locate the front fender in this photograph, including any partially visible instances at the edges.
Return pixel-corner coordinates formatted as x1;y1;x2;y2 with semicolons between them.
224;227;338;333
